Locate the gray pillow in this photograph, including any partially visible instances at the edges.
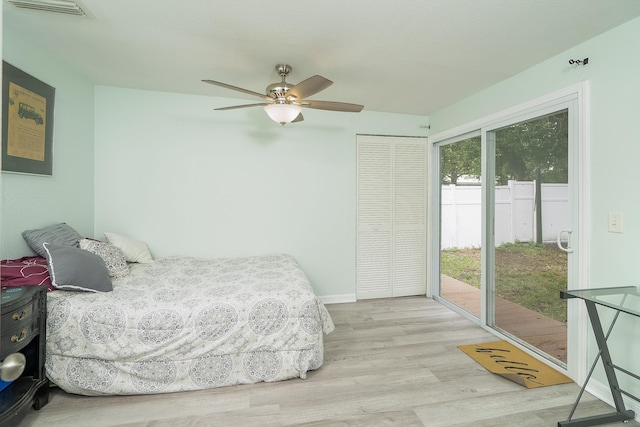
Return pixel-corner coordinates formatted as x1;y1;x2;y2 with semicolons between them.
22;223;83;258
43;243;113;292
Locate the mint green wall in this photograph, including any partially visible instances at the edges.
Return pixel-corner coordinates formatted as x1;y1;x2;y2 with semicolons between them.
429;16;640;411
93;86;427;297
1;24;95;259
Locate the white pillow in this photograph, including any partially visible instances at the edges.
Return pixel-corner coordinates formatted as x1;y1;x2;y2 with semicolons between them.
104;232;154;263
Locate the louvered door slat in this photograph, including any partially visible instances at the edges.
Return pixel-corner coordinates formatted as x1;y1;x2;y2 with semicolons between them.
357;141;391;227
357;137;392;299
392;139;427;297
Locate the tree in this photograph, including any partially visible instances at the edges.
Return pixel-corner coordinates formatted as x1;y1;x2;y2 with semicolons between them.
495;110;568;185
440;136;481;185
440;110;568;186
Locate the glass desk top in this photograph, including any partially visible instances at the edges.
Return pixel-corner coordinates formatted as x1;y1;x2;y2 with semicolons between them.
561;286;640;318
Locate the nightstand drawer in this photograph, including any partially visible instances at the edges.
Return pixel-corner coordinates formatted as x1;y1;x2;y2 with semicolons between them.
1;297;39;329
1;291;41;357
1;320;39;355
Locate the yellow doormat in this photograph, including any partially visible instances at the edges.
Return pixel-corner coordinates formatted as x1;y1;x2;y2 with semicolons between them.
458;340;573;388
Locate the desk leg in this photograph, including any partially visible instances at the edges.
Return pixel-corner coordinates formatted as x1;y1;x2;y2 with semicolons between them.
558;300;635;426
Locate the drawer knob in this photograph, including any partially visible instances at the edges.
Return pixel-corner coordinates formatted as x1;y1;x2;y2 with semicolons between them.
10;330;28;343
12;309;29;321
0;352;26;381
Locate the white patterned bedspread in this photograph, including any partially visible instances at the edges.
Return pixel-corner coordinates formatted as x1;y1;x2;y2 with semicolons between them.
45;254;334;396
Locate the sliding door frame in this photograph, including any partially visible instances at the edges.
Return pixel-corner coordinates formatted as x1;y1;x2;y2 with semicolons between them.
428;82;590;382
431;130;483;321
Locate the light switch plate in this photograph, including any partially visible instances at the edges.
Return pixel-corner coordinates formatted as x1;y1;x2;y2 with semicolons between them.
608;212;623;233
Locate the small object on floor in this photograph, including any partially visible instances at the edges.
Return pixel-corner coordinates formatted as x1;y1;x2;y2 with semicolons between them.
458;340;573;388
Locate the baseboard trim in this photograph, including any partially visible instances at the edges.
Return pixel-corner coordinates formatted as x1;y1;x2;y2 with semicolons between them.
319;294;357;305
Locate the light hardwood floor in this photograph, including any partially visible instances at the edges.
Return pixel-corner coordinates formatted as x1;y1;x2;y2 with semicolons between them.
21;297;639;426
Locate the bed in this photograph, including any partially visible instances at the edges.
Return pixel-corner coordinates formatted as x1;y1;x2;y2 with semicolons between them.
8;223;335;396
44;254;334;396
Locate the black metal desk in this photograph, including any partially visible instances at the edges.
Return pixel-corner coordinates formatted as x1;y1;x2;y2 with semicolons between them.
559;286;640;426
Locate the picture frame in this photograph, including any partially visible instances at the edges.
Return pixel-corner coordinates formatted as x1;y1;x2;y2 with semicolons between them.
2;61;55;176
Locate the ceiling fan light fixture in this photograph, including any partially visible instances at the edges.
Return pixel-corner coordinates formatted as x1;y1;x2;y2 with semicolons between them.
204;64;362;124
264;103;301;125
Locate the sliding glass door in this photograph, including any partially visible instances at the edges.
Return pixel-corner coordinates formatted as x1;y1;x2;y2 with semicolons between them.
438;135;482;318
433;90;581;367
487;110;571;364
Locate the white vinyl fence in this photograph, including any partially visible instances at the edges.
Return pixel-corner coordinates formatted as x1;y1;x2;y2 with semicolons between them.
441;180;569;249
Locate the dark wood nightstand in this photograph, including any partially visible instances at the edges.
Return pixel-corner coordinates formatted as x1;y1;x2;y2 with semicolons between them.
0;286;49;426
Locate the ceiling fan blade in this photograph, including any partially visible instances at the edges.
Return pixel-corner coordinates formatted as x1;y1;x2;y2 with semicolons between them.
215;103;270;111
202;79;268;99
291;112;304;123
288;75;333;100
303;100;364;113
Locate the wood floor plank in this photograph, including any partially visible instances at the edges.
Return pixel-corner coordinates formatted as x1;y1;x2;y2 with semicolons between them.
19;296;639;426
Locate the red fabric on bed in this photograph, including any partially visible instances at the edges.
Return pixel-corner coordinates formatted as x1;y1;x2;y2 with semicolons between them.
1;256;55;291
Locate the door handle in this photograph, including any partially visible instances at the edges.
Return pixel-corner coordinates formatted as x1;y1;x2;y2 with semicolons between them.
557;229;573;253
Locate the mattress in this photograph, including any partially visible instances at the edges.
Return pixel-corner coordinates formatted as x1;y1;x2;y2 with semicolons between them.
45;254;334;395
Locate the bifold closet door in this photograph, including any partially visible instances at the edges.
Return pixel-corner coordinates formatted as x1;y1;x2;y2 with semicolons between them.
356;135;427;299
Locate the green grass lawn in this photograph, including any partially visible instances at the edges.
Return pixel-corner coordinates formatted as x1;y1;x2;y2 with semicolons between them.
441;242;568;323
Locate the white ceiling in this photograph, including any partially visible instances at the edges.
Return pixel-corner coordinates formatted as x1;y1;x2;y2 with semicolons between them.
5;0;640;116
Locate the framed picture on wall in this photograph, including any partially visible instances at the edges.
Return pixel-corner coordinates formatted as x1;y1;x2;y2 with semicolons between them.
2;61;55;176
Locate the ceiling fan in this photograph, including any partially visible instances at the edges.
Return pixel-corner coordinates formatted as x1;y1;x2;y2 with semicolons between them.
202;64;364;125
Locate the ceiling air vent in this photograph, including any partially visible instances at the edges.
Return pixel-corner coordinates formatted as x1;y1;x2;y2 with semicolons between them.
7;0;90;17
